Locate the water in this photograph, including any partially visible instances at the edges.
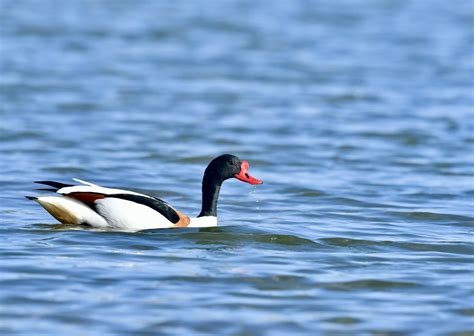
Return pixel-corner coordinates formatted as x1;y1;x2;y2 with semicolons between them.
1;0;473;335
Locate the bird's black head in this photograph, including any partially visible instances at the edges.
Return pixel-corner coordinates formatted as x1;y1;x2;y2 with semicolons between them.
199;154;262;217
204;154;262;185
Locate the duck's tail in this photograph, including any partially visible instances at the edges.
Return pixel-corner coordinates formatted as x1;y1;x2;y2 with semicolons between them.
26;195;107;227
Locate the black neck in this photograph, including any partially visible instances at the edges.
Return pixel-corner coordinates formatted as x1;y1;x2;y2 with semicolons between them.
198;173;223;217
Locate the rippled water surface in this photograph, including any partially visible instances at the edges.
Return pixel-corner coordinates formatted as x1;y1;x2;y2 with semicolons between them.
1;1;473;335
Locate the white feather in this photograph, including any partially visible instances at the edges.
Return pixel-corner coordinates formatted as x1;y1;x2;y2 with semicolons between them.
94;198;174;231
188;216;217;228
35;196;108;227
58;184;145;197
72;178;99;187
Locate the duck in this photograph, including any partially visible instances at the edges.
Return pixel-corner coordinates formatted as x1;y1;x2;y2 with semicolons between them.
26;154;263;231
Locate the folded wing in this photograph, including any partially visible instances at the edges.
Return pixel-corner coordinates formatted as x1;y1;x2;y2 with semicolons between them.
33;180;189;230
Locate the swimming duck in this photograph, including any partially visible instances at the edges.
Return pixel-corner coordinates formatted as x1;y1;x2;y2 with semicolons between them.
26;154;262;231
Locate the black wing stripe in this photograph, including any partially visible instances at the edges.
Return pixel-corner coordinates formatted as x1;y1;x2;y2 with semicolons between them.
106;194;180;224
35;181;74;190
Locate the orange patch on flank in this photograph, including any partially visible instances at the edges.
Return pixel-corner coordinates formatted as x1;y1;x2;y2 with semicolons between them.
67;192;106;204
173;209;191;228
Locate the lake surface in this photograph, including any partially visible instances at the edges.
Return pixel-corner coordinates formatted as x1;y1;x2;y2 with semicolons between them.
1;0;473;335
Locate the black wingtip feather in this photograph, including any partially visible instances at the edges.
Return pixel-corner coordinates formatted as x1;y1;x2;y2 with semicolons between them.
25;196;38;201
34;181;74;189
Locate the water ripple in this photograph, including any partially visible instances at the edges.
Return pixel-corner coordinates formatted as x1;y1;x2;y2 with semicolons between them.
1;0;473;335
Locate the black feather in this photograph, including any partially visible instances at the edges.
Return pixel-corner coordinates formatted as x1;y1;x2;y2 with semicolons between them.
34;181;74;190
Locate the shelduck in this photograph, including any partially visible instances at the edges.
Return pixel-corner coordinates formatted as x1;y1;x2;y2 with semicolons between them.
26;154;262;231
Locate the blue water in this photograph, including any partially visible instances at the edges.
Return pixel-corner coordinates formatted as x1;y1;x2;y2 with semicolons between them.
1;0;473;335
